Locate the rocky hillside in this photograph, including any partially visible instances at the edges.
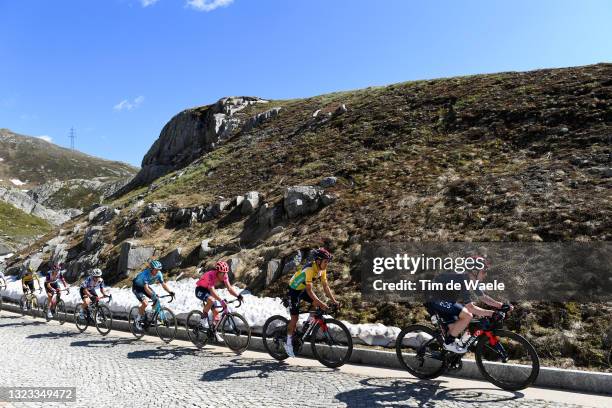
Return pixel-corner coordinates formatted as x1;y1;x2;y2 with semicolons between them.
0;129;136;189
6;63;612;369
0;129;138;250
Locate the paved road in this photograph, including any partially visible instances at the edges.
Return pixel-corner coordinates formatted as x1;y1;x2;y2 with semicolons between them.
0;312;609;408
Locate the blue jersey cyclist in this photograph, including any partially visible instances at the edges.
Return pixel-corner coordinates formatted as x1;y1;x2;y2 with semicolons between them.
131;260;175;330
79;268;108;320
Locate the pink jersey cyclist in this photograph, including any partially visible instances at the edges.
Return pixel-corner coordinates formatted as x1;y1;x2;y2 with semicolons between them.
194;260;242;323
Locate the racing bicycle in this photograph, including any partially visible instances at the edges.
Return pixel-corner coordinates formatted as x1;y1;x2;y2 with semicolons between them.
42;288;69;324
19;288;42;317
395;303;540;391
262;303;353;368
74;295;113;336
128;294;177;343
185;296;251;354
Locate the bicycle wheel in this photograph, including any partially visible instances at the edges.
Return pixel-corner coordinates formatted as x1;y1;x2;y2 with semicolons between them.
56;300;67;325
310;318;353;368
33;295;42;318
185;310;211;349
475;329;540;391
42;299;53;322
155;307;177;344
19;295;27;316
396;324;447;379
128;306;145;339
95;304;113;336
74;305;89;332
221;312;251;354
262;315;289;361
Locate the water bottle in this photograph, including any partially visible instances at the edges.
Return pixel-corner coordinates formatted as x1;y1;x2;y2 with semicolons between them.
430;315;439;325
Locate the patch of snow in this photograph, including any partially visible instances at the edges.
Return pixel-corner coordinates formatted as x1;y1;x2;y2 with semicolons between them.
0;157;4;162
10;179;26;186
0;276;400;347
0;253;14;263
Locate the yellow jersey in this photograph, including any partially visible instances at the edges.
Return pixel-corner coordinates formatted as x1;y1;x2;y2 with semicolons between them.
288;262;327;291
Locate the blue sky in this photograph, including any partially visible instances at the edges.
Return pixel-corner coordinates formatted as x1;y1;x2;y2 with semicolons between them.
1;0;610;167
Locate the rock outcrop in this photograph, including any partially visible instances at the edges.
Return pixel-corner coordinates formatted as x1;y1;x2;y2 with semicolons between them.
0;187;72;225
118;96;272;192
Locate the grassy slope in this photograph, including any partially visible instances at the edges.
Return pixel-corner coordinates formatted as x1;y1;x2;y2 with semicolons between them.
0;201;52;241
0;129;137;189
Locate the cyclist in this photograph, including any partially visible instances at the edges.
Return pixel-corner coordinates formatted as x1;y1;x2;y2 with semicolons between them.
425;255;513;353
44;264;69;319
20;265;41;309
195;261;243;330
284;247;339;357
131;260;175;331
79;268;108;321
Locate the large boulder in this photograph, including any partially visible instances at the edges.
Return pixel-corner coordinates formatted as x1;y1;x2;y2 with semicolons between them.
283;186;323;218
198;239;214;259
243;107;282;132
118;241;155;276
160;248;182;271
266;259;282;287
65;251;101;282
88;206;117;224
25;253;44;272
83;226;105;251
241;191;260;215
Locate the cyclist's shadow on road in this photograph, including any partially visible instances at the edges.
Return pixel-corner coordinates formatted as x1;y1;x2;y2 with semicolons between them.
26;330;80;339
126;345;214;361
200;358;328;382
70;338;137;348
335;378;524;408
0;321;46;328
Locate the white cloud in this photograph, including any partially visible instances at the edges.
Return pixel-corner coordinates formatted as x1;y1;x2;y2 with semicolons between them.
140;0;160;7
37;135;53;143
186;0;234;12
113;96;145;111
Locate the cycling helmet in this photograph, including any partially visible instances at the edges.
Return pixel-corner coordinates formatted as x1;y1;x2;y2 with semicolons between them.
215;261;230;274
149;260;163;270
312;247;333;261
52;263;62;271
91;268;103;277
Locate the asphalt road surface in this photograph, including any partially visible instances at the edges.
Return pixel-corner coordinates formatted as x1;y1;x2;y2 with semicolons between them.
0;311;610;407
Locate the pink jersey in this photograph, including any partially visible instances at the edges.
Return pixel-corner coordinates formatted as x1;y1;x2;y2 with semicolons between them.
196;270;229;289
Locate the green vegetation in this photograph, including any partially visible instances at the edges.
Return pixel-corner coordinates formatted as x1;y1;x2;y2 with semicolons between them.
0;201;52;239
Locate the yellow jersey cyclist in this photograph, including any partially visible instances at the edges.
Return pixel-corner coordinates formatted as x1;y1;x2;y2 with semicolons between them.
20;265;41;295
285;248;339;357
79;268;109;321
131;260;175;331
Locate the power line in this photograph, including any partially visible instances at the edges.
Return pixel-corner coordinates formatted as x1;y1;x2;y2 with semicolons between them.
69;127;76;150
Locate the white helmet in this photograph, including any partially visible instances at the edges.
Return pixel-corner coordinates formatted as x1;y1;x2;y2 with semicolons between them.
91;268;103;277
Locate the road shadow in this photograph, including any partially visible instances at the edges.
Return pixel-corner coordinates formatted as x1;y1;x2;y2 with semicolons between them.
70;338;137;348
200;358;329;382
26;330;80;339
126;345;203;361
335;377;524;407
0;320;45;328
